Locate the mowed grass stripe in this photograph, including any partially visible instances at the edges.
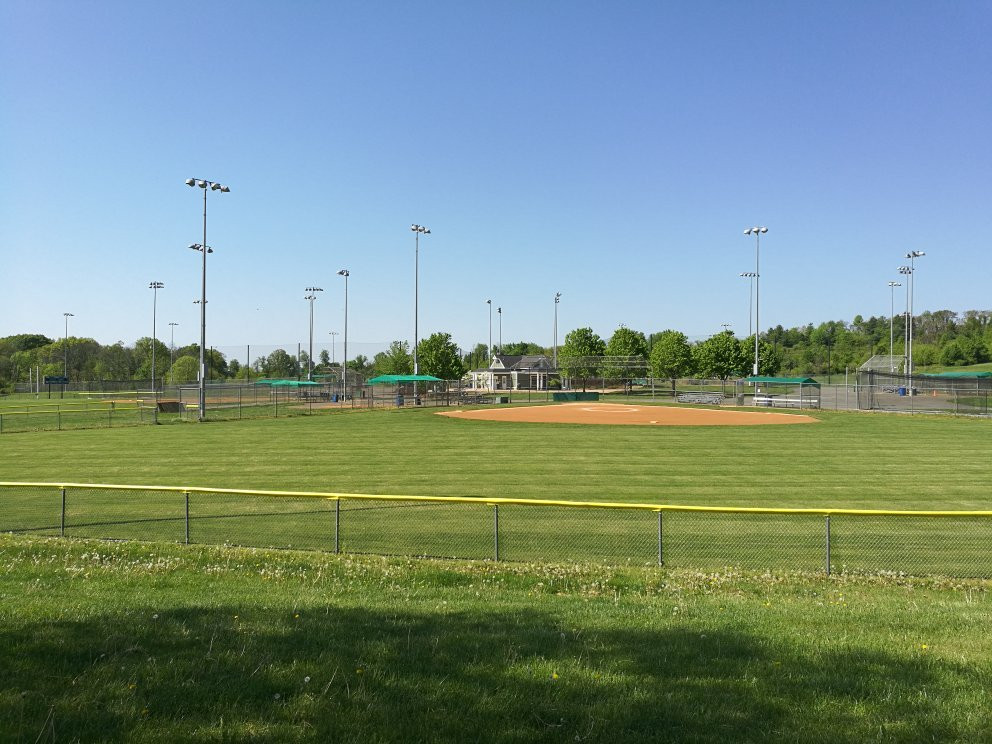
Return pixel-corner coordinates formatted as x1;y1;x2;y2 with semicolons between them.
1;407;991;509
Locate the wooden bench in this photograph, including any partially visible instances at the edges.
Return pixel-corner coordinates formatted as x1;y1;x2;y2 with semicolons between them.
676;392;724;405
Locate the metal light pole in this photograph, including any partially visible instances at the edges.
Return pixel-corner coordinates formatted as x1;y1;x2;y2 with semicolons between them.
743;227;767;376
63;312;74;378
329;331;339;365
304;287;323;380
553;292;561;369
486;299;492;362
887;281;901;372
898;266;912;381
185;177;229;422
905;251;925;379
740;272;756;338
410;224;430;374
338;270;350;399
149;281;164;394
169;322;179;381
497;306;502;353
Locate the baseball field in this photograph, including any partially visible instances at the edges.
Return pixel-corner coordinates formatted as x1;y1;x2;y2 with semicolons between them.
2;403;991;741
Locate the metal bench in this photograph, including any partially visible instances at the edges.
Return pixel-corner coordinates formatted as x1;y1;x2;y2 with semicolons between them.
676;392;725;405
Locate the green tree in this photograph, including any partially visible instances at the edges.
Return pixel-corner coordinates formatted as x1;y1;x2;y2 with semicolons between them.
604;326;648;383
133;337;171;382
416;333;464;380
649;330;695;395
263;349;298;378
500;341;546;356
168;355;199;383
464;343;489;370
695;332;746;382
739;336;781;377
373;341;413;376
559;328;606;391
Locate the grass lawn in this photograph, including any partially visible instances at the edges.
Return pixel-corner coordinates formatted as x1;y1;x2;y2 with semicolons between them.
1;535;990;742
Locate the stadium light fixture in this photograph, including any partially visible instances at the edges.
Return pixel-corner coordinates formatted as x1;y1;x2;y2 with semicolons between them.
304;287;323;380
338;270;350;399
185;177;229;421
742;227;767;375
410;224;430;375
149;282;165;395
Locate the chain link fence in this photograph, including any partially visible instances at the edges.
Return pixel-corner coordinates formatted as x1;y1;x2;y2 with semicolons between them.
3;483;991;578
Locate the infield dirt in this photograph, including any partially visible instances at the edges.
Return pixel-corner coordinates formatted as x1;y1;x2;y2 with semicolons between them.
438;402;817;426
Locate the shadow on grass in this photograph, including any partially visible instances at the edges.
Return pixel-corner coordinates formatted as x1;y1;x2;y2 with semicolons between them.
0;602;979;743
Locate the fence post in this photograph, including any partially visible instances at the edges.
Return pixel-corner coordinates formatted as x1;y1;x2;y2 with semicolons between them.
60;487;66;537
334;498;341;554
57;411;61;431
657;510;664;566
493;504;500;561
824;515;831;575
184;491;190;545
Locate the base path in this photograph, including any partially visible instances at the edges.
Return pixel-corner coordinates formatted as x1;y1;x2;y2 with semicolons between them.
438;402;817;426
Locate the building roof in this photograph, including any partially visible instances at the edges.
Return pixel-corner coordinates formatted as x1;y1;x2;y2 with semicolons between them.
489;354;551;371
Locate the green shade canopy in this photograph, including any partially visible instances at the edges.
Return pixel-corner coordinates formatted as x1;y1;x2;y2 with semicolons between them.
920;371;992;379
744;376;821;386
368;374;443;385
265;379;320;387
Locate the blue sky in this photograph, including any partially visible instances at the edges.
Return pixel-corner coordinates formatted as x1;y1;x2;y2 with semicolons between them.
2;1;990;361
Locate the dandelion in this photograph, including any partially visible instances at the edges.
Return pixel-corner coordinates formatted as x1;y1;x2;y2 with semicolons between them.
356;668;364;675
128;683;137;690
921;644;929;650
304;676;311;684
151;614;159;620
551;671;559;680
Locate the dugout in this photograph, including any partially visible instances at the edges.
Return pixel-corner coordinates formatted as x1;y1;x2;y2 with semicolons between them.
368;374;444;406
739;376;821;409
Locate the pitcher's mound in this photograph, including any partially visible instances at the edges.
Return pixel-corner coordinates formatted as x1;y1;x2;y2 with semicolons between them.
438;402;817;426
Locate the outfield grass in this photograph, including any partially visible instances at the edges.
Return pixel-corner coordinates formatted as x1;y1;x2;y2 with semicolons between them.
1;406;990;510
1;535;990;742
2;406;991;575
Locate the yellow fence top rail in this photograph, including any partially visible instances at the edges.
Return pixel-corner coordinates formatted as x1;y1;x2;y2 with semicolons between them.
2;481;992;518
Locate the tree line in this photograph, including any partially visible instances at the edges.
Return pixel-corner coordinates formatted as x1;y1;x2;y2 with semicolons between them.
1;308;990;392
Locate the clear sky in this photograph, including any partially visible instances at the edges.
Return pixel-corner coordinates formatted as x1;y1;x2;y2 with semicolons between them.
2;1;990;362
